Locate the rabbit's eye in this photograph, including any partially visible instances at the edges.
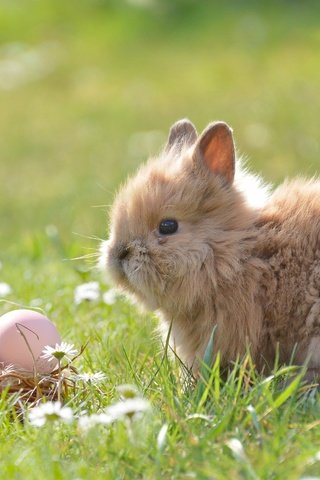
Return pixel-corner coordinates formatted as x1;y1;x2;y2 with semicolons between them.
159;219;178;235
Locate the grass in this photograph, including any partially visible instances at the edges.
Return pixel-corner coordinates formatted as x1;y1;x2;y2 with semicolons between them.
0;1;320;478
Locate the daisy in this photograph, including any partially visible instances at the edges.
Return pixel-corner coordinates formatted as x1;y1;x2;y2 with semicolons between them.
157;423;168;451
78;413;112;431
226;438;246;461
0;282;12;297
76;371;106;384
74;281;100;305
106;397;151;422
41;342;78;362
116;384;140;399
102;288;118;305
28;401;73;427
78;396;151;431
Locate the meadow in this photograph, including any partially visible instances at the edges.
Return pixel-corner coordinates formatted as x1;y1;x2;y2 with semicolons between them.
0;1;320;478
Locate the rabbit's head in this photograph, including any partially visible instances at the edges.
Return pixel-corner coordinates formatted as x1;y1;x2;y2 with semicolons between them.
102;120;256;314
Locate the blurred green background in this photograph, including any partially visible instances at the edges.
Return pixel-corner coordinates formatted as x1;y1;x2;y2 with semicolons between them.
1;5;320;477
1;0;320;258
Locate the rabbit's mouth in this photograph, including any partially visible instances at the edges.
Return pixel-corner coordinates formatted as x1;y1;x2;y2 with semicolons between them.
102;238;160;299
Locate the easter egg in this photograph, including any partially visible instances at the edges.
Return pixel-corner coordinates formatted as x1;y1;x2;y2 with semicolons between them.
0;309;61;373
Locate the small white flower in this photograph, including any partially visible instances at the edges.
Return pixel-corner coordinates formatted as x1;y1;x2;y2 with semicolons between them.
157;423;168;451
300;477;320;480
102;288;118;305
74;281;100;305
0;282;12;297
78;397;151;431
106;397;151;421
78;413;112;431
41;342;78;362
29;401;73;427
76;371;106;384
226;438;246;461
45;224;58;237
30;298;43;307
306;451;320;466
116;384;140;399
186;413;213;422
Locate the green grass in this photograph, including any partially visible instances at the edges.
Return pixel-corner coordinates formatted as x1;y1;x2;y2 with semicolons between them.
1;1;320;478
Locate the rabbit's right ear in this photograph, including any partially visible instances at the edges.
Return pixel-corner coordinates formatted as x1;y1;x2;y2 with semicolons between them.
194;122;235;184
165;119;198;152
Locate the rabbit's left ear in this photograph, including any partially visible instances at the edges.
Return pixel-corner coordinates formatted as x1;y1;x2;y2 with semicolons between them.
195;122;235;184
165;119;198;152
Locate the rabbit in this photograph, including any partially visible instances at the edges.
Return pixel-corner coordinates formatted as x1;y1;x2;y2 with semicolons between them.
100;119;320;379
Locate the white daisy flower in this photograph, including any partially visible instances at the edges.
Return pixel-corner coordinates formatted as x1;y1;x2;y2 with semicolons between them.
45;224;58;238
0;282;12;297
78;396;151;431
226;438;246;461
116;384;140;399
76;371;106;384
102;288;118;305
74;281;100;305
157;423;168;451
30;298;43;307
41;342;78;362
106;397;151;422
28;401;73;427
78;413;112;431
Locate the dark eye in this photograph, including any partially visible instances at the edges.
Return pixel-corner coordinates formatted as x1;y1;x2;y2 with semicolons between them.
159;219;178;235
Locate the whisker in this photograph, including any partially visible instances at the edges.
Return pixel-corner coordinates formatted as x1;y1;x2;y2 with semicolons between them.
91;204;111;209
72;232;105;242
95;183;114;195
133;264;143;274
65;253;100;262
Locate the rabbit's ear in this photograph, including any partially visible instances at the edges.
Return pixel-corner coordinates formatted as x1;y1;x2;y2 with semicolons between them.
195;122;235;184
165;119;198;152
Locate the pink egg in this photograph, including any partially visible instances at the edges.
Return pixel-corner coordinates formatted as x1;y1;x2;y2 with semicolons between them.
0;309;61;373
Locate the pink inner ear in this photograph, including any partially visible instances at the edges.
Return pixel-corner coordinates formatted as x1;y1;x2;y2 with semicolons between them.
201;125;235;184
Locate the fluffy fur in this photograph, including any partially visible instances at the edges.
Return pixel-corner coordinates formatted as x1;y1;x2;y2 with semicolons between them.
101;119;320;378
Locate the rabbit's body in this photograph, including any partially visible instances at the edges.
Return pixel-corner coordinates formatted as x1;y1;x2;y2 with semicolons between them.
103;120;320;377
255;180;320;372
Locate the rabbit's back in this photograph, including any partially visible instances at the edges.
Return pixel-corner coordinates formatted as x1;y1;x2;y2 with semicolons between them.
256;178;320;369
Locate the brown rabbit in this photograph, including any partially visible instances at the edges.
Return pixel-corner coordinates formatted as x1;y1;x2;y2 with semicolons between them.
101;119;320;379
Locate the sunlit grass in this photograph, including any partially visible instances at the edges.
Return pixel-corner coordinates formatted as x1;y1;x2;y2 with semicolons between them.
1;1;320;478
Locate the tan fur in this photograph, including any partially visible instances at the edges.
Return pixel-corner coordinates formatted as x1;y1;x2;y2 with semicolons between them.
101;119;320;377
